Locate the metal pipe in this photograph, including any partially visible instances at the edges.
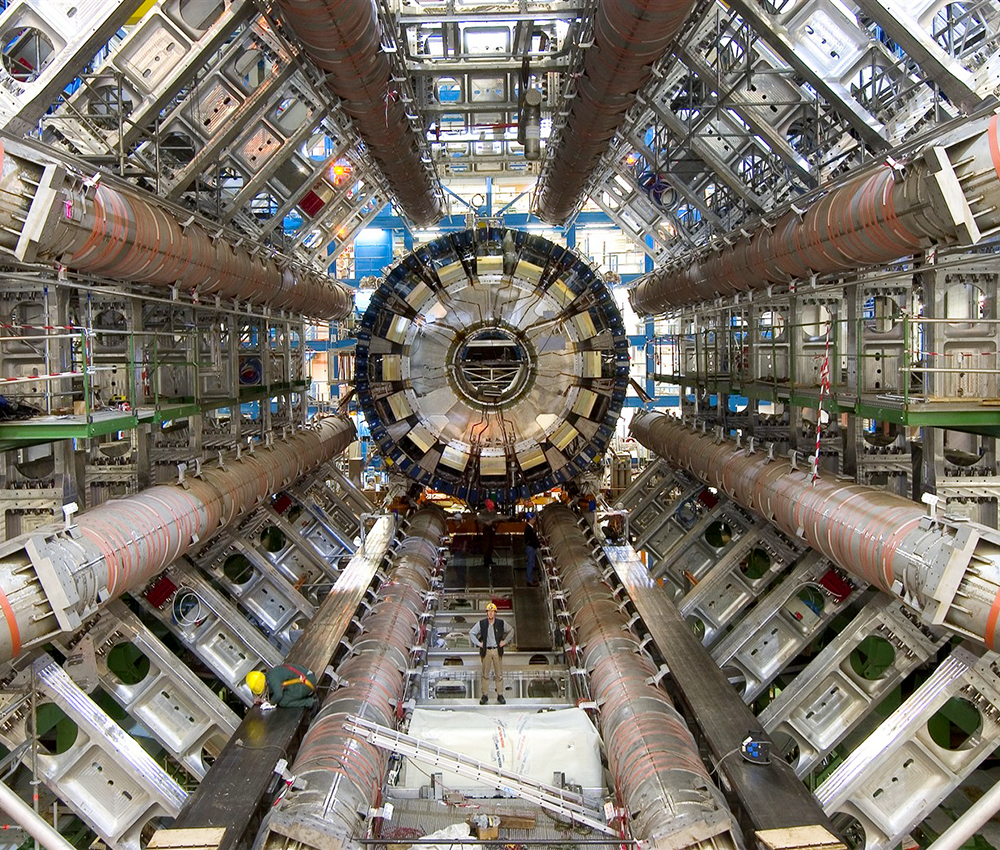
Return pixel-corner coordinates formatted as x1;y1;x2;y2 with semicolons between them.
630;113;1000;313
925;774;1000;850
275;0;442;227
170;516;395;850
536;0;699;223
538;504;738;850
255;508;445;850
630;411;1000;649
0;134;354;320
0;417;356;664
519;88;543;161
0;780;76;850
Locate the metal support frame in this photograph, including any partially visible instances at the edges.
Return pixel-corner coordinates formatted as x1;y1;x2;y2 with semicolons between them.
0;654;187;850
602;538;838;839
816;644;1000;850
759;594;950;778
345;716;617;835
709;552;860;703
57;600;240;781
168;516;395;850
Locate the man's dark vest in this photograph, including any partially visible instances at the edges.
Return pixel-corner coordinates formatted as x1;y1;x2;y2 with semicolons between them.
478;617;505;658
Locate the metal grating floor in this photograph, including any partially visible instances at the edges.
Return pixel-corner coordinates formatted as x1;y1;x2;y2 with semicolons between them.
445;551;515;590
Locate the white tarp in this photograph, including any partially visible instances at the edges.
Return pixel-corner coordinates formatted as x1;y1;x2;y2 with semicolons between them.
400;707;603;793
412;823;471;849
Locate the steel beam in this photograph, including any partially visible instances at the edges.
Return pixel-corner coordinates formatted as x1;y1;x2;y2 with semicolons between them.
0;0;145;135
723;0;889;150
602;537;839;840
0;417;356;665
167;515;395;850
816;644;1000;849
758;595;949;778
541;504;741;850
255;510;444;850
0;653;187;850
630;411;1000;650
851;0;982;114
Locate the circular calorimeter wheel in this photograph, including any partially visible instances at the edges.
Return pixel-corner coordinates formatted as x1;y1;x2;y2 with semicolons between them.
355;225;629;503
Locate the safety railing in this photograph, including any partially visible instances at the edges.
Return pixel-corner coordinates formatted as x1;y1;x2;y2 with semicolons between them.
649;312;1000;419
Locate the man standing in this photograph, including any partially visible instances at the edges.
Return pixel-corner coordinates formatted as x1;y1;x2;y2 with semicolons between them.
479;499;499;568
468;602;509;704
524;516;539;586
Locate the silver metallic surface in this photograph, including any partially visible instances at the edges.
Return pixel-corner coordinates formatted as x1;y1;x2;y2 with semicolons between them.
42;0;254;156
630;411;1000;649
0;0;144;134
135;561;283;706
816;644;1000;849
256;508;445;850
0;653;187;850
536;0;698;223
759;595;949;778
519;89;543;162
539;504;738;850
0;133;354;319
356;225;628;501
0;417;356;665
675;518;806;648
708;551;858;703
629;114;1000;313
71;599;240;780
0;776;76;850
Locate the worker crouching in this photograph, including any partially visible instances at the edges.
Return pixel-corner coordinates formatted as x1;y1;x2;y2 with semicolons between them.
246;663;317;709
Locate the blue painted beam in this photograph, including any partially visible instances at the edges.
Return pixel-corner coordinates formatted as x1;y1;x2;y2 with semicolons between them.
495;190;528;217
645;317;656;401
303;339;358;351
625;396;679;408
442;186;474;211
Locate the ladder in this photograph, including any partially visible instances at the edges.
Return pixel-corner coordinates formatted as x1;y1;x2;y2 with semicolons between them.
343;715;619;836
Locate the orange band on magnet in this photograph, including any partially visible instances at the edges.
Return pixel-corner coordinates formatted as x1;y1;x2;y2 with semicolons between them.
0;587;21;657
988;114;1000;184
985;587;1000;650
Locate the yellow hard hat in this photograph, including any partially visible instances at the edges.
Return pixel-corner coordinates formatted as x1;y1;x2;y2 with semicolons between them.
246;670;266;695
486;602;498;612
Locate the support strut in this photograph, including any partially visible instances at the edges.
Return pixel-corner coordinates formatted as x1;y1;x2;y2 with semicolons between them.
0;417;356;664
630;114;1000;313
630;411;1000;650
